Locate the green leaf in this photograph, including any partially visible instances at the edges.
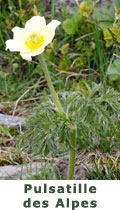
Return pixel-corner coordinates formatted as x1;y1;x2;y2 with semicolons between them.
62;14;80;35
8;0;15;10
103;28;113;47
78;1;93;17
0;52;7;57
114;0;120;8
61;43;69;56
108;58;120;81
0;125;9;136
95;6;115;29
0;71;9;78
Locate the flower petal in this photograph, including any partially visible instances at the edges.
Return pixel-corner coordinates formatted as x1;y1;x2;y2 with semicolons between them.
6;27;29;52
5;16;61;61
12;26;26;41
44;20;61;46
20;53;32;61
25;16;46;34
20;47;44;61
27;48;44;56
6;40;23;52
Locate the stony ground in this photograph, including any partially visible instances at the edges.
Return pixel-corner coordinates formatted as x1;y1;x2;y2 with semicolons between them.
0;114;93;180
43;0;112;14
0;152;93;180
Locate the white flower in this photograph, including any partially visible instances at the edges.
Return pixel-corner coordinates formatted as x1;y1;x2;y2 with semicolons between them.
6;16;61;61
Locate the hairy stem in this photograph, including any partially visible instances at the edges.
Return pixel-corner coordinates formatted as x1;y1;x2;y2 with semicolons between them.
39;54;64;114
67;130;76;180
39;54;76;180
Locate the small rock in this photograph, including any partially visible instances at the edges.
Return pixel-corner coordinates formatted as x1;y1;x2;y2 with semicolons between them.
0;114;25;127
0;158;94;180
55;157;93;180
44;0;75;14
0;162;42;180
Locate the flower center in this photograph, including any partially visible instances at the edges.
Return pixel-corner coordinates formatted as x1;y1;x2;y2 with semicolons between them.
25;33;44;50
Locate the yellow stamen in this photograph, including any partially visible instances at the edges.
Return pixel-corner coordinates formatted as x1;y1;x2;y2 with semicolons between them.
25;33;44;50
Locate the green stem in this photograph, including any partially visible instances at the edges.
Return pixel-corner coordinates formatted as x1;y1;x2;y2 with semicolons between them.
51;0;56;20
39;54;76;180
39;54;64;114
67;130;76;180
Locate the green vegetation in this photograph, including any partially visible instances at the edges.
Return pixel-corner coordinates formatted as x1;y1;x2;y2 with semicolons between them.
1;0;120;180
